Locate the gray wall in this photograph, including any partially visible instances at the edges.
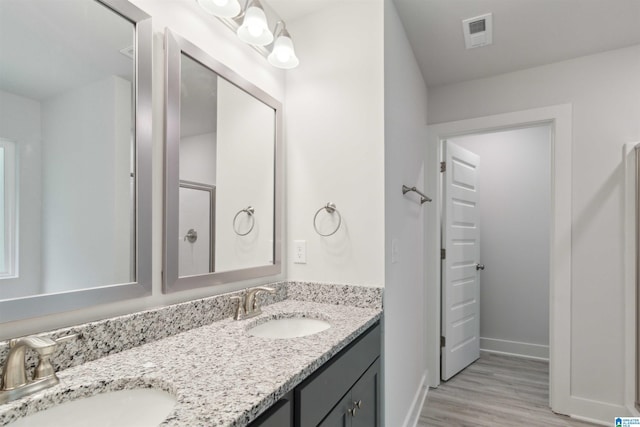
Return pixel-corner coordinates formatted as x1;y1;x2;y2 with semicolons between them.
452;125;551;359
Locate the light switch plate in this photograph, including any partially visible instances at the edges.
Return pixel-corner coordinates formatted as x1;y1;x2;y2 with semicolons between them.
391;238;399;264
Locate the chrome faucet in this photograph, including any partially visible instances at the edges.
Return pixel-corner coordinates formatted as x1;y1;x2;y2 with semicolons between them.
230;286;276;320
0;334;77;404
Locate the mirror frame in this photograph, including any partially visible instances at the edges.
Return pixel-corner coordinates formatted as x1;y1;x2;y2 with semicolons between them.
0;0;153;323
163;29;282;293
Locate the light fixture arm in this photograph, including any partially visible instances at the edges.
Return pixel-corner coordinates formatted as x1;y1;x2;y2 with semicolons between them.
234;0;255;20
272;20;286;38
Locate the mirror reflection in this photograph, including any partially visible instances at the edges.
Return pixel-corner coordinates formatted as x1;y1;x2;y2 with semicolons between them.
164;29;281;292
0;0;137;301
178;53;275;277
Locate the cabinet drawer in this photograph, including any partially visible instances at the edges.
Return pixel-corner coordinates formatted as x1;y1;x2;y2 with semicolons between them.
296;323;381;427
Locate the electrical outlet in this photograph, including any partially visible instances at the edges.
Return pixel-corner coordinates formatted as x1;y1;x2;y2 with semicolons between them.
294;240;306;264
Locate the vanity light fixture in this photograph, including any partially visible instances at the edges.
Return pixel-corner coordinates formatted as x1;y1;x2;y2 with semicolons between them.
197;0;241;18
237;0;273;46
196;0;299;69
268;21;299;69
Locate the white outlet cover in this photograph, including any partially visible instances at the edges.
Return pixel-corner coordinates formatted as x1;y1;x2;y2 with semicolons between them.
294;240;306;264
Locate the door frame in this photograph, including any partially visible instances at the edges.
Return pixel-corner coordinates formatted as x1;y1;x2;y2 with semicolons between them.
425;104;572;415
624;141;639;416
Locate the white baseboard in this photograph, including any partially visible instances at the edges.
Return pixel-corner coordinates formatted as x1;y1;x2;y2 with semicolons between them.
569;414;609;426
565;395;631;426
480;337;549;360
402;370;429;427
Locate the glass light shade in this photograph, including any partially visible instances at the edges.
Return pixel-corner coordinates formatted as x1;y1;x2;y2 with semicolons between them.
237;5;273;45
268;34;299;69
196;0;241;18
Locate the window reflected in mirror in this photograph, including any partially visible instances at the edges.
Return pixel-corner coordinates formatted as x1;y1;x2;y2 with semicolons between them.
0;139;17;279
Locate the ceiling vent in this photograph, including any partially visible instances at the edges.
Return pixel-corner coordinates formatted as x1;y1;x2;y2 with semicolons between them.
462;13;493;49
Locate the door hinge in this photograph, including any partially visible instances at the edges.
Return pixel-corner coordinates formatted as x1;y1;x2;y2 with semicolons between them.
441;248;446;259
441;336;446;347
440;161;446;172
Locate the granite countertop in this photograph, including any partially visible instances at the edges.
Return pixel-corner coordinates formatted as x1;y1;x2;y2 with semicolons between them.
0;299;382;426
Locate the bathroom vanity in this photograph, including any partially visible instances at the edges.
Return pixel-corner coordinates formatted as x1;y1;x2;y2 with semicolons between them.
0;283;383;426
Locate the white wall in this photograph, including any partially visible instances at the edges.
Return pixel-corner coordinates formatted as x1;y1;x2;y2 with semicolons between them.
179;132;216;185
384;0;429;425
0;90;42;299
452;126;551;359
216;78;275;272
428;44;640;417
2;1;286;339
285;1;385;286
41;76;132;292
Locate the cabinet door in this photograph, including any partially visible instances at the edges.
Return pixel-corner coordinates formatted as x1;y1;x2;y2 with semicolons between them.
296;324;381;427
351;359;380;427
249;393;293;427
318;359;381;427
318;392;352;427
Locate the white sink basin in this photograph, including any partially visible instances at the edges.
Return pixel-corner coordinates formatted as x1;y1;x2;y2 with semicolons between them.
247;317;331;339
10;388;176;427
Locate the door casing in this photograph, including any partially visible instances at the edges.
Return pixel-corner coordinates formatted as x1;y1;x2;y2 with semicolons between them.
426;104;573;416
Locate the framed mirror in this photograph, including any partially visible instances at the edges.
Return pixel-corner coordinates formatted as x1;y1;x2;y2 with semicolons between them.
164;29;282;292
0;0;152;322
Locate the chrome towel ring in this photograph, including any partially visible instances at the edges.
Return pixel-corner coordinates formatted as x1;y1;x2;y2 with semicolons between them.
233;206;255;236
313;202;342;237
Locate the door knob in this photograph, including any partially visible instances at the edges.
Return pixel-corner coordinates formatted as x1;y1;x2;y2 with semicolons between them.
476;263;485;270
184;228;198;243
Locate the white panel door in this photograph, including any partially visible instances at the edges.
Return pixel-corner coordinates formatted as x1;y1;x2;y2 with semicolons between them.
442;141;481;381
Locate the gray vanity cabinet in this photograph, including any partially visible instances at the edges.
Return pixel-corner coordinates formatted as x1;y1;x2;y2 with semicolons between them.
296;323;381;427
318;359;381;427
248;322;380;427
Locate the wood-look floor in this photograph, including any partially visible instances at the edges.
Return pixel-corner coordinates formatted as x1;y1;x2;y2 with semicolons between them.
418;353;599;427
